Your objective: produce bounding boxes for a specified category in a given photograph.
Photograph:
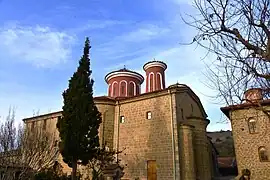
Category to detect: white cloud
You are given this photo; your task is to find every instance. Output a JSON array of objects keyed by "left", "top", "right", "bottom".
[
  {"left": 0, "top": 0, "right": 231, "bottom": 132},
  {"left": 172, "top": 0, "right": 193, "bottom": 5},
  {"left": 0, "top": 24, "right": 76, "bottom": 68},
  {"left": 119, "top": 24, "right": 170, "bottom": 43},
  {"left": 94, "top": 22, "right": 173, "bottom": 64},
  {"left": 73, "top": 20, "right": 132, "bottom": 33}
]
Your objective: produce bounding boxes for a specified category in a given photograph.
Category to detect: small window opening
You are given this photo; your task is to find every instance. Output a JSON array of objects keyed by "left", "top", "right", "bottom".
[
  {"left": 121, "top": 85, "right": 125, "bottom": 95},
  {"left": 248, "top": 118, "right": 256, "bottom": 133},
  {"left": 113, "top": 87, "right": 117, "bottom": 96},
  {"left": 120, "top": 116, "right": 125, "bottom": 123},
  {"left": 146, "top": 111, "right": 152, "bottom": 120},
  {"left": 259, "top": 146, "right": 269, "bottom": 162}
]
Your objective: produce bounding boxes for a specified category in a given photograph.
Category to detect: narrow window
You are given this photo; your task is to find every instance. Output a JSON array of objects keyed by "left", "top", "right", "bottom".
[
  {"left": 121, "top": 85, "right": 125, "bottom": 95},
  {"left": 258, "top": 146, "right": 269, "bottom": 162},
  {"left": 113, "top": 87, "right": 117, "bottom": 96},
  {"left": 120, "top": 116, "right": 125, "bottom": 123},
  {"left": 129, "top": 83, "right": 135, "bottom": 96},
  {"left": 43, "top": 119, "right": 47, "bottom": 130},
  {"left": 248, "top": 118, "right": 256, "bottom": 133},
  {"left": 146, "top": 111, "right": 152, "bottom": 120}
]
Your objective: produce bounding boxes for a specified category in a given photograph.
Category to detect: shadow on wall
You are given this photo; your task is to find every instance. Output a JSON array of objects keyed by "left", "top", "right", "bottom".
[
  {"left": 119, "top": 96, "right": 172, "bottom": 180},
  {"left": 145, "top": 96, "right": 172, "bottom": 180},
  {"left": 116, "top": 103, "right": 148, "bottom": 179}
]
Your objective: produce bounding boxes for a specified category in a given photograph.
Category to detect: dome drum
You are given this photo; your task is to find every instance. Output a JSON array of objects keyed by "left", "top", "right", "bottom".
[
  {"left": 105, "top": 69, "right": 144, "bottom": 98},
  {"left": 143, "top": 61, "right": 167, "bottom": 93}
]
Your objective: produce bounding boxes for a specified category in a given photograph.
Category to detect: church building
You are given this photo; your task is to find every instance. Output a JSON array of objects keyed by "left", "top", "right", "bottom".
[
  {"left": 221, "top": 88, "right": 270, "bottom": 180},
  {"left": 23, "top": 60, "right": 219, "bottom": 180}
]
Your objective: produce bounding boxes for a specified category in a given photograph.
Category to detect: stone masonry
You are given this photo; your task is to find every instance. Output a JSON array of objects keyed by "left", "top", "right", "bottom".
[
  {"left": 22, "top": 60, "right": 218, "bottom": 180},
  {"left": 23, "top": 84, "right": 216, "bottom": 180},
  {"left": 221, "top": 89, "right": 270, "bottom": 180}
]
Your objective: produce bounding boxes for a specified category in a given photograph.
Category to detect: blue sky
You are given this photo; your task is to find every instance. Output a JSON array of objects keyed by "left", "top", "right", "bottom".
[{"left": 0, "top": 0, "right": 231, "bottom": 131}]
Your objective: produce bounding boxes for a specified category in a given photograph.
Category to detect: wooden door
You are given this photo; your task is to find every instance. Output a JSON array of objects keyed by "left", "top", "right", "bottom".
[{"left": 147, "top": 160, "right": 157, "bottom": 180}]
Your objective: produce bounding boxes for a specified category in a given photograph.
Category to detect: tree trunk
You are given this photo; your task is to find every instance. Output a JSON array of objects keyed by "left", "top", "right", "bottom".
[{"left": 72, "top": 159, "right": 78, "bottom": 180}]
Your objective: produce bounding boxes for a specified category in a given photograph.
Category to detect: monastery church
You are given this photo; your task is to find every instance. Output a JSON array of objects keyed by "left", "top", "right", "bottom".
[{"left": 23, "top": 60, "right": 219, "bottom": 180}]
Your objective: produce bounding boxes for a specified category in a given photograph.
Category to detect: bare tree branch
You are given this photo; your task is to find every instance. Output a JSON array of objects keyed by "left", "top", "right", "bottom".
[
  {"left": 183, "top": 0, "right": 270, "bottom": 107},
  {"left": 0, "top": 109, "right": 59, "bottom": 180}
]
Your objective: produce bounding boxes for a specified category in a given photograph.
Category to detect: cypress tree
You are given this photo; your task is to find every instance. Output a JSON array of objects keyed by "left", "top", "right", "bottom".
[{"left": 57, "top": 37, "right": 102, "bottom": 180}]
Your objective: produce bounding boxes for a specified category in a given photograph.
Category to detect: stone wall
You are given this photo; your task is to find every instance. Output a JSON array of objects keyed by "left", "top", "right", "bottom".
[
  {"left": 178, "top": 124, "right": 196, "bottom": 180},
  {"left": 24, "top": 112, "right": 72, "bottom": 175},
  {"left": 21, "top": 86, "right": 216, "bottom": 180},
  {"left": 114, "top": 92, "right": 174, "bottom": 180},
  {"left": 174, "top": 92, "right": 212, "bottom": 180},
  {"left": 230, "top": 108, "right": 270, "bottom": 180},
  {"left": 96, "top": 100, "right": 116, "bottom": 150}
]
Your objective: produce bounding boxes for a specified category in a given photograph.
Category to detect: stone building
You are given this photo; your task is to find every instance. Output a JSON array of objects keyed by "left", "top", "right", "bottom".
[
  {"left": 221, "top": 88, "right": 270, "bottom": 180},
  {"left": 22, "top": 61, "right": 219, "bottom": 180}
]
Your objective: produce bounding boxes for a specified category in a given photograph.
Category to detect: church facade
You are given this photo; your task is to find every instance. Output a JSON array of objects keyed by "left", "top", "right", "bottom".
[{"left": 23, "top": 61, "right": 219, "bottom": 180}]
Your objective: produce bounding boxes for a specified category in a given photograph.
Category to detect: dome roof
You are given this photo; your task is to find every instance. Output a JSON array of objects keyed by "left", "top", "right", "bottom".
[
  {"left": 143, "top": 60, "right": 167, "bottom": 71},
  {"left": 168, "top": 83, "right": 188, "bottom": 89},
  {"left": 105, "top": 68, "right": 144, "bottom": 84}
]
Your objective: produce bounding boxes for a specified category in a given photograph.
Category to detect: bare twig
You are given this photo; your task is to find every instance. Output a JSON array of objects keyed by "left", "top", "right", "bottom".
[{"left": 183, "top": 0, "right": 270, "bottom": 107}]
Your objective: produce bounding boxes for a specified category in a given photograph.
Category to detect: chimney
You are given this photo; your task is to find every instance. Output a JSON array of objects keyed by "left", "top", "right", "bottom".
[{"left": 244, "top": 88, "right": 263, "bottom": 103}]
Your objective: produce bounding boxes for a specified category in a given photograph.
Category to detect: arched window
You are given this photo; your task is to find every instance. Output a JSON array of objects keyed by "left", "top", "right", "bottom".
[
  {"left": 258, "top": 146, "right": 269, "bottom": 162},
  {"left": 121, "top": 84, "right": 125, "bottom": 95},
  {"left": 248, "top": 118, "right": 256, "bottom": 134},
  {"left": 149, "top": 73, "right": 154, "bottom": 91},
  {"left": 112, "top": 82, "right": 118, "bottom": 97},
  {"left": 156, "top": 72, "right": 163, "bottom": 90},
  {"left": 113, "top": 86, "right": 116, "bottom": 96},
  {"left": 119, "top": 81, "right": 127, "bottom": 96},
  {"left": 128, "top": 82, "right": 135, "bottom": 96}
]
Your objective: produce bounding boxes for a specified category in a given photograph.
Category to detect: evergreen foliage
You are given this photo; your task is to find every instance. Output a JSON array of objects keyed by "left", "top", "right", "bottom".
[{"left": 57, "top": 37, "right": 102, "bottom": 179}]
